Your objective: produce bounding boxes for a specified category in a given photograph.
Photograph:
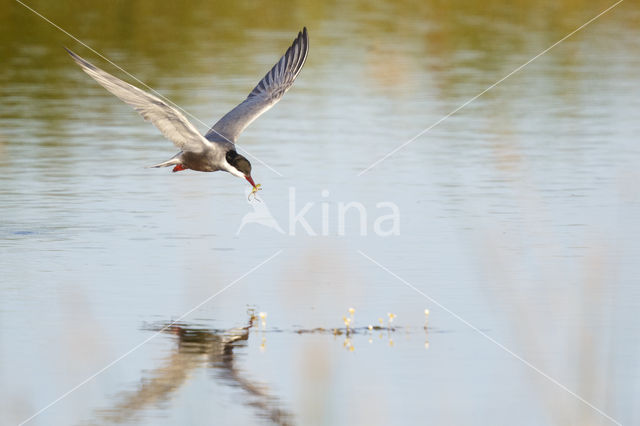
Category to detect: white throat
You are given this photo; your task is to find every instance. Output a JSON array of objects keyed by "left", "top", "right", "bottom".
[{"left": 223, "top": 159, "right": 246, "bottom": 178}]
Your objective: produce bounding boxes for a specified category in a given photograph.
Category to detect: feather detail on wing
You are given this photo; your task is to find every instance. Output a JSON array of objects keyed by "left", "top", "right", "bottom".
[
  {"left": 66, "top": 48, "right": 211, "bottom": 153},
  {"left": 205, "top": 27, "right": 309, "bottom": 144}
]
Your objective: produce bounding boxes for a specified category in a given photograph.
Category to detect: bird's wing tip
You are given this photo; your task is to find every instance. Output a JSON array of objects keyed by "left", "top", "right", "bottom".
[
  {"left": 64, "top": 46, "right": 82, "bottom": 62},
  {"left": 64, "top": 48, "right": 98, "bottom": 71}
]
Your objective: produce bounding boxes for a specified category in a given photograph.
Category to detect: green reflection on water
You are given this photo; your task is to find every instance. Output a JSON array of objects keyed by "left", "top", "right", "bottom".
[{"left": 2, "top": 0, "right": 638, "bottom": 102}]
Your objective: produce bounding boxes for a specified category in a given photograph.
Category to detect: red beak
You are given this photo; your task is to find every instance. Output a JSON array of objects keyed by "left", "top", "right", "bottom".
[{"left": 245, "top": 175, "right": 257, "bottom": 188}]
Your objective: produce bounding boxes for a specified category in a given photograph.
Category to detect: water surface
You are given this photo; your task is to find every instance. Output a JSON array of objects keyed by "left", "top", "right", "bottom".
[{"left": 1, "top": 1, "right": 639, "bottom": 425}]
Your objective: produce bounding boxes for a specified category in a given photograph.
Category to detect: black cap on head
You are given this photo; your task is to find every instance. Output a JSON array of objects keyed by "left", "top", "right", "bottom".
[{"left": 226, "top": 150, "right": 252, "bottom": 176}]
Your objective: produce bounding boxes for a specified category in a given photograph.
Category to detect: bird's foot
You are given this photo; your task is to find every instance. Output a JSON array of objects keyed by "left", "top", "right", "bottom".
[{"left": 172, "top": 164, "right": 186, "bottom": 172}]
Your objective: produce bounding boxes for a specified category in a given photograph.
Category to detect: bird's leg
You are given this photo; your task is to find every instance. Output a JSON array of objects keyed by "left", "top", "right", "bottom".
[{"left": 172, "top": 164, "right": 186, "bottom": 172}]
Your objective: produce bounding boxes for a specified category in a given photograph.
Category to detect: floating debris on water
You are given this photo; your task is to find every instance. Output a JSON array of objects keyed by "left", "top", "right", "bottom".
[
  {"left": 342, "top": 316, "right": 352, "bottom": 333},
  {"left": 241, "top": 308, "right": 432, "bottom": 352},
  {"left": 343, "top": 337, "right": 354, "bottom": 352},
  {"left": 259, "top": 312, "right": 267, "bottom": 329}
]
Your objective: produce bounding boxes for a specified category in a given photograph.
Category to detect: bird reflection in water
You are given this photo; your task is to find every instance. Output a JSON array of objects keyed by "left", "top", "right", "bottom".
[{"left": 92, "top": 315, "right": 293, "bottom": 426}]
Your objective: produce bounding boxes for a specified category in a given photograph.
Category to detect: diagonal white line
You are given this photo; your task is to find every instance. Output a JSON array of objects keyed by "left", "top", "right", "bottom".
[
  {"left": 358, "top": 0, "right": 625, "bottom": 176},
  {"left": 14, "top": 0, "right": 284, "bottom": 177},
  {"left": 18, "top": 250, "right": 283, "bottom": 426},
  {"left": 358, "top": 250, "right": 622, "bottom": 426}
]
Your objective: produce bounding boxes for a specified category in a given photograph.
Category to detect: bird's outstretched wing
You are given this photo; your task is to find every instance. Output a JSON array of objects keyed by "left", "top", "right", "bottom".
[
  {"left": 66, "top": 48, "right": 211, "bottom": 153},
  {"left": 205, "top": 27, "right": 309, "bottom": 144}
]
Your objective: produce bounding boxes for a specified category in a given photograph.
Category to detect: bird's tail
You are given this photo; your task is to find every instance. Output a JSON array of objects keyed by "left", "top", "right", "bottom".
[{"left": 147, "top": 153, "right": 181, "bottom": 169}]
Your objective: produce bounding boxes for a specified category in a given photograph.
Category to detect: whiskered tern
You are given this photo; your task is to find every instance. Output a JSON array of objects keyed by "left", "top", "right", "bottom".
[{"left": 66, "top": 28, "right": 309, "bottom": 194}]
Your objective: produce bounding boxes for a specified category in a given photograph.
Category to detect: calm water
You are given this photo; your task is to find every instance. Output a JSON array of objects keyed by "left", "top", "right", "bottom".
[{"left": 1, "top": 0, "right": 640, "bottom": 425}]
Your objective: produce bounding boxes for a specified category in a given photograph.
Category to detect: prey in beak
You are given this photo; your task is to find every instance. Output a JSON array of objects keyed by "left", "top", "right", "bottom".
[
  {"left": 225, "top": 150, "right": 262, "bottom": 200},
  {"left": 245, "top": 175, "right": 262, "bottom": 201}
]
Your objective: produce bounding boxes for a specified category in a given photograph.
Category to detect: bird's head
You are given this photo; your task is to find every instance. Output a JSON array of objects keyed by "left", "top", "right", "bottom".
[{"left": 226, "top": 150, "right": 256, "bottom": 188}]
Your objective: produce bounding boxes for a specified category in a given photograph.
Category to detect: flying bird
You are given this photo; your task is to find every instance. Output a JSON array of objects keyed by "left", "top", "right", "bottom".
[{"left": 66, "top": 28, "right": 309, "bottom": 194}]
